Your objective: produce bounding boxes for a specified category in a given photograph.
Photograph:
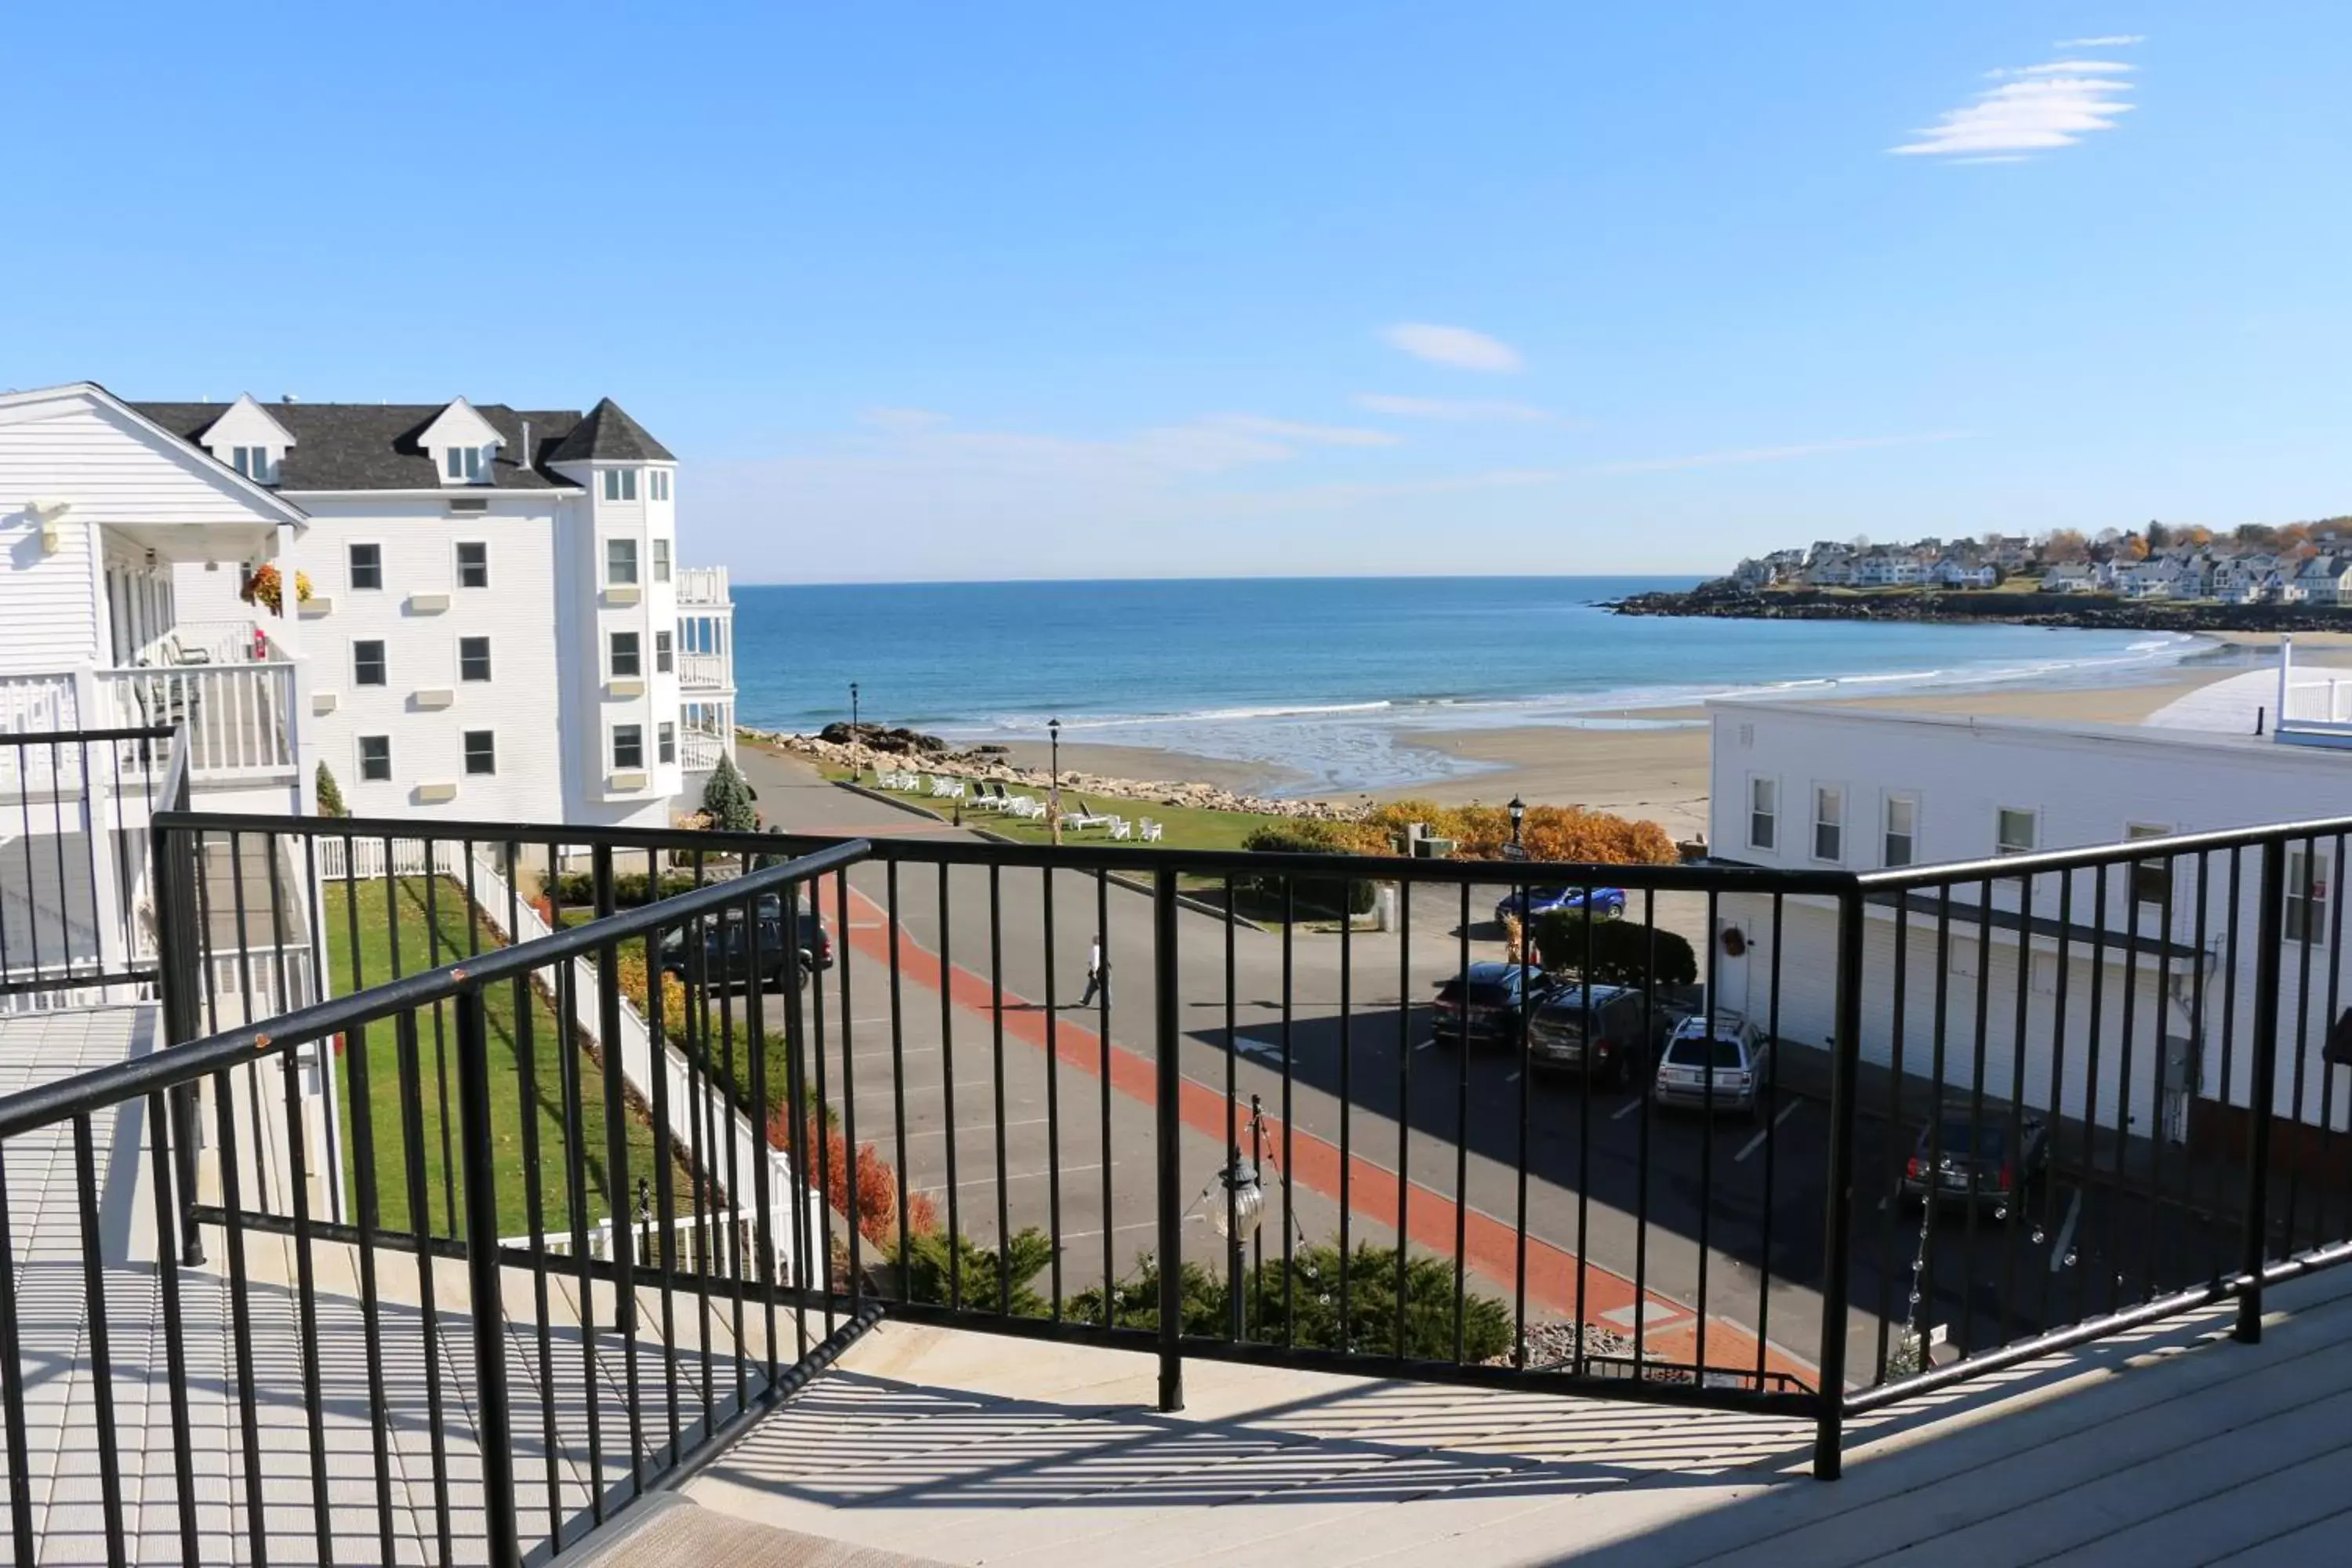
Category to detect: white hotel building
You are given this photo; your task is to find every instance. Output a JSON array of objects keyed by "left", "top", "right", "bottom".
[{"left": 1, "top": 381, "right": 735, "bottom": 824}]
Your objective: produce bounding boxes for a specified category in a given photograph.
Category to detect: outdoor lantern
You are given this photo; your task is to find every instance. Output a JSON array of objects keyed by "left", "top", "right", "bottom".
[
  {"left": 1210, "top": 1159, "right": 1265, "bottom": 1241},
  {"left": 1508, "top": 795, "right": 1526, "bottom": 838}
]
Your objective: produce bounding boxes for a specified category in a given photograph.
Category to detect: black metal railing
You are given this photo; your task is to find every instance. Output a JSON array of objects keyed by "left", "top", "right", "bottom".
[
  {"left": 0, "top": 724, "right": 176, "bottom": 1009},
  {"left": 5, "top": 801, "right": 2352, "bottom": 1559}
]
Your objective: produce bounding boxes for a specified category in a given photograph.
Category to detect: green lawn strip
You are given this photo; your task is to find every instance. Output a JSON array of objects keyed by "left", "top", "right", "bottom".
[
  {"left": 826, "top": 766, "right": 1294, "bottom": 851},
  {"left": 325, "top": 877, "right": 663, "bottom": 1240}
]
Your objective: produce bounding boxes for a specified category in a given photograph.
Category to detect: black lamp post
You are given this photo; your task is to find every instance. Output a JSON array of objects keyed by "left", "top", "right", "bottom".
[
  {"left": 1047, "top": 717, "right": 1063, "bottom": 845},
  {"left": 849, "top": 681, "right": 862, "bottom": 781},
  {"left": 1508, "top": 795, "right": 1526, "bottom": 848}
]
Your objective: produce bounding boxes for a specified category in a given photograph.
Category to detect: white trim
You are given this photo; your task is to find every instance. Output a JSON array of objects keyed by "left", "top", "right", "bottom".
[
  {"left": 345, "top": 539, "right": 386, "bottom": 593},
  {"left": 1810, "top": 781, "right": 1844, "bottom": 865},
  {"left": 0, "top": 383, "right": 310, "bottom": 526}
]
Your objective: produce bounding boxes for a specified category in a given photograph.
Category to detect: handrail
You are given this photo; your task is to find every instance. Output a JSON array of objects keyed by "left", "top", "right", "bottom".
[
  {"left": 150, "top": 807, "right": 1857, "bottom": 892},
  {"left": 1856, "top": 810, "right": 2352, "bottom": 891},
  {"left": 0, "top": 836, "right": 872, "bottom": 1142}
]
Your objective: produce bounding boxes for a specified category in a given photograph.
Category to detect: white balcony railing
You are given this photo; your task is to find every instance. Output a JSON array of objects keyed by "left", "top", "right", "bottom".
[
  {"left": 0, "top": 673, "right": 80, "bottom": 735},
  {"left": 676, "top": 564, "right": 730, "bottom": 607},
  {"left": 677, "top": 650, "right": 731, "bottom": 690},
  {"left": 96, "top": 662, "right": 296, "bottom": 781},
  {"left": 680, "top": 728, "right": 730, "bottom": 772}
]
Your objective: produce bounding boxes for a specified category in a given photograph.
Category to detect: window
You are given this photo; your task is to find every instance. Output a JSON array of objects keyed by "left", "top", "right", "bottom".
[
  {"left": 230, "top": 445, "right": 270, "bottom": 481},
  {"left": 655, "top": 630, "right": 673, "bottom": 673},
  {"left": 459, "top": 636, "right": 492, "bottom": 682},
  {"left": 456, "top": 542, "right": 489, "bottom": 589},
  {"left": 605, "top": 538, "right": 638, "bottom": 586},
  {"left": 1813, "top": 785, "right": 1843, "bottom": 863},
  {"left": 652, "top": 539, "right": 672, "bottom": 583},
  {"left": 445, "top": 445, "right": 488, "bottom": 482},
  {"left": 2128, "top": 823, "right": 2172, "bottom": 908},
  {"left": 463, "top": 730, "right": 496, "bottom": 776},
  {"left": 650, "top": 470, "right": 671, "bottom": 502},
  {"left": 358, "top": 735, "right": 391, "bottom": 782},
  {"left": 1997, "top": 808, "right": 2038, "bottom": 856},
  {"left": 601, "top": 468, "right": 639, "bottom": 502},
  {"left": 1748, "top": 777, "right": 1777, "bottom": 851},
  {"left": 2288, "top": 844, "right": 2332, "bottom": 945},
  {"left": 349, "top": 543, "right": 383, "bottom": 591},
  {"left": 352, "top": 640, "right": 387, "bottom": 687},
  {"left": 1884, "top": 794, "right": 1917, "bottom": 869},
  {"left": 609, "top": 631, "right": 641, "bottom": 678},
  {"left": 612, "top": 724, "right": 644, "bottom": 771},
  {"left": 658, "top": 722, "right": 676, "bottom": 765}
]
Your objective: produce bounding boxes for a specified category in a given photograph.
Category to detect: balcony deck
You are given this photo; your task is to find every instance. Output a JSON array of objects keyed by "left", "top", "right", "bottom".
[{"left": 681, "top": 1267, "right": 2352, "bottom": 1566}]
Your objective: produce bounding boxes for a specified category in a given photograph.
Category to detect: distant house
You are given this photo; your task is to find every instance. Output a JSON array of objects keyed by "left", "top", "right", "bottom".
[
  {"left": 2042, "top": 564, "right": 2100, "bottom": 593},
  {"left": 2296, "top": 557, "right": 2352, "bottom": 605},
  {"left": 1986, "top": 535, "right": 2034, "bottom": 570},
  {"left": 1853, "top": 550, "right": 1924, "bottom": 587},
  {"left": 1806, "top": 554, "right": 1856, "bottom": 587},
  {"left": 1929, "top": 559, "right": 1997, "bottom": 590}
]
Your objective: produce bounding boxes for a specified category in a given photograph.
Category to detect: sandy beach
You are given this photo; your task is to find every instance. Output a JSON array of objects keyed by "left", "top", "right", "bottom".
[{"left": 1002, "top": 644, "right": 2352, "bottom": 846}]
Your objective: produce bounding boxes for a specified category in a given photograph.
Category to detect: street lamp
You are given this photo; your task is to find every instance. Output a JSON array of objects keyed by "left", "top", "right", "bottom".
[
  {"left": 849, "top": 681, "right": 862, "bottom": 781},
  {"left": 1047, "top": 717, "right": 1063, "bottom": 845},
  {"left": 1508, "top": 795, "right": 1526, "bottom": 851}
]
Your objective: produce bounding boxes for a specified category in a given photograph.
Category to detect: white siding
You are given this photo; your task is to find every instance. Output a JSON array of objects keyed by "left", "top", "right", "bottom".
[{"left": 0, "top": 514, "right": 100, "bottom": 674}]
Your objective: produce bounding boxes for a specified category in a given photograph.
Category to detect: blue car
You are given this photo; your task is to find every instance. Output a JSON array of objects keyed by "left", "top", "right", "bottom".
[{"left": 1494, "top": 884, "right": 1627, "bottom": 927}]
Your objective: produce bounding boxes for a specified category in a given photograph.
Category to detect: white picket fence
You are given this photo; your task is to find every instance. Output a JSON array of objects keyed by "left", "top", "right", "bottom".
[{"left": 499, "top": 1201, "right": 800, "bottom": 1281}]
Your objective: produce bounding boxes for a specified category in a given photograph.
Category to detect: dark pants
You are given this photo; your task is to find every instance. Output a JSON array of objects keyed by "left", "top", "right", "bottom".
[{"left": 1078, "top": 969, "right": 1109, "bottom": 1007}]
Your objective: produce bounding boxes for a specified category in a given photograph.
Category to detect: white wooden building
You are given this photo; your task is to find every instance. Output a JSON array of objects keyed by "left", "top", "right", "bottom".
[{"left": 1707, "top": 685, "right": 2352, "bottom": 1159}]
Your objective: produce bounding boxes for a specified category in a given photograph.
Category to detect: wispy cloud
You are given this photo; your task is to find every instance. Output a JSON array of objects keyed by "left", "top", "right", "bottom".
[
  {"left": 1352, "top": 393, "right": 1555, "bottom": 423},
  {"left": 1893, "top": 47, "right": 2139, "bottom": 161},
  {"left": 1381, "top": 322, "right": 1523, "bottom": 372},
  {"left": 1585, "top": 432, "right": 1974, "bottom": 475},
  {"left": 2056, "top": 34, "right": 2145, "bottom": 47}
]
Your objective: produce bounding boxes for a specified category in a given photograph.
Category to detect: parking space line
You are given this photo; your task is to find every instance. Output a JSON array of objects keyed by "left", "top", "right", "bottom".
[
  {"left": 1612, "top": 1098, "right": 1643, "bottom": 1121},
  {"left": 2050, "top": 1187, "right": 2082, "bottom": 1273},
  {"left": 901, "top": 1117, "right": 1052, "bottom": 1141},
  {"left": 913, "top": 1162, "right": 1104, "bottom": 1196},
  {"left": 1735, "top": 1101, "right": 1802, "bottom": 1162}
]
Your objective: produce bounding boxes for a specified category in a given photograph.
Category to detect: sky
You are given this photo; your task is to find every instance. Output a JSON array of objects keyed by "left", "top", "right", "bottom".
[{"left": 5, "top": 3, "right": 2347, "bottom": 582}]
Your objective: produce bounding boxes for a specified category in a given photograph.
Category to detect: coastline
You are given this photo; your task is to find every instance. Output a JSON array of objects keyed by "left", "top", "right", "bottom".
[{"left": 972, "top": 652, "right": 2352, "bottom": 848}]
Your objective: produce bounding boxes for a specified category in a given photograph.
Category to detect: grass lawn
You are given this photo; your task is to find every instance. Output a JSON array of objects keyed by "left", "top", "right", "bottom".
[
  {"left": 325, "top": 877, "right": 663, "bottom": 1241},
  {"left": 827, "top": 768, "right": 1294, "bottom": 852}
]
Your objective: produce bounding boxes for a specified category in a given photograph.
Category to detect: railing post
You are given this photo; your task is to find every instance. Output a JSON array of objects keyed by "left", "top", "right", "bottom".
[
  {"left": 1813, "top": 880, "right": 1866, "bottom": 1479},
  {"left": 151, "top": 812, "right": 205, "bottom": 1265},
  {"left": 1152, "top": 866, "right": 1185, "bottom": 1413},
  {"left": 456, "top": 987, "right": 524, "bottom": 1568},
  {"left": 2238, "top": 840, "right": 2288, "bottom": 1344}
]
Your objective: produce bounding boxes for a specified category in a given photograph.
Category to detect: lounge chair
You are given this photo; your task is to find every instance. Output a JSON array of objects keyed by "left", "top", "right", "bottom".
[
  {"left": 1107, "top": 816, "right": 1132, "bottom": 840},
  {"left": 1139, "top": 818, "right": 1164, "bottom": 843},
  {"left": 1062, "top": 797, "right": 1113, "bottom": 831}
]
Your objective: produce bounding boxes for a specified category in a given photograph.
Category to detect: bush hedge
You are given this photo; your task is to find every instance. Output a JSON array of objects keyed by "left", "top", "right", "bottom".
[
  {"left": 550, "top": 869, "right": 709, "bottom": 908},
  {"left": 1237, "top": 824, "right": 1378, "bottom": 916},
  {"left": 1530, "top": 912, "right": 1698, "bottom": 988},
  {"left": 1362, "top": 800, "right": 1676, "bottom": 865}
]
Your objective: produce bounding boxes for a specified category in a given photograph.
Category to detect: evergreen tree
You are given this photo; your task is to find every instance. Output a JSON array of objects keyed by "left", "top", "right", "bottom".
[
  {"left": 701, "top": 753, "right": 759, "bottom": 831},
  {"left": 314, "top": 761, "right": 348, "bottom": 818}
]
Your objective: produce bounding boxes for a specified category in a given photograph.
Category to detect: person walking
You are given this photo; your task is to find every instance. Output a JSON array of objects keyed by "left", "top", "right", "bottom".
[{"left": 1076, "top": 933, "right": 1110, "bottom": 1007}]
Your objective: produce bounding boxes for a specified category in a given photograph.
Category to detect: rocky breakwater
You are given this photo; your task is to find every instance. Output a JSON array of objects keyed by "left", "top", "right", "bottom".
[
  {"left": 1611, "top": 580, "right": 2352, "bottom": 633},
  {"left": 742, "top": 726, "right": 1366, "bottom": 823}
]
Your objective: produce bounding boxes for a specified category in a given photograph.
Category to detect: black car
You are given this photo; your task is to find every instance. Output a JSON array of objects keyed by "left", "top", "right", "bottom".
[
  {"left": 1431, "top": 961, "right": 1555, "bottom": 1047},
  {"left": 1899, "top": 1102, "right": 2051, "bottom": 1214},
  {"left": 659, "top": 897, "right": 833, "bottom": 989},
  {"left": 1524, "top": 982, "right": 1668, "bottom": 1086}
]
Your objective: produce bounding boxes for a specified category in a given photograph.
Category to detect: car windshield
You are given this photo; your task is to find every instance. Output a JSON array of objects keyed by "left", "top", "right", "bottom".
[
  {"left": 1438, "top": 980, "right": 1512, "bottom": 1007},
  {"left": 1664, "top": 1036, "right": 1747, "bottom": 1069},
  {"left": 1922, "top": 1119, "right": 2009, "bottom": 1157}
]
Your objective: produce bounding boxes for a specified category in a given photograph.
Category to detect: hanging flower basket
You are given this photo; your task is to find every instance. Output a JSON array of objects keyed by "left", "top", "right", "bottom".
[{"left": 239, "top": 565, "right": 314, "bottom": 615}]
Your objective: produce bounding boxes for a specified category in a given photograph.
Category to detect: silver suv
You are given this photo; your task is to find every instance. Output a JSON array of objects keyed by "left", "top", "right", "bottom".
[{"left": 1650, "top": 1013, "right": 1773, "bottom": 1116}]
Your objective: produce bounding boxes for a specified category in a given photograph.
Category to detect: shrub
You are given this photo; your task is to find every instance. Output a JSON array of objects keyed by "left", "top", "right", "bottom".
[
  {"left": 1069, "top": 1243, "right": 1512, "bottom": 1360},
  {"left": 1530, "top": 913, "right": 1698, "bottom": 989},
  {"left": 903, "top": 1226, "right": 1056, "bottom": 1316},
  {"left": 774, "top": 1111, "right": 939, "bottom": 1250},
  {"left": 550, "top": 870, "right": 706, "bottom": 908},
  {"left": 314, "top": 761, "right": 348, "bottom": 818},
  {"left": 701, "top": 753, "right": 760, "bottom": 833},
  {"left": 1238, "top": 823, "right": 1379, "bottom": 917},
  {"left": 1360, "top": 800, "right": 1675, "bottom": 866}
]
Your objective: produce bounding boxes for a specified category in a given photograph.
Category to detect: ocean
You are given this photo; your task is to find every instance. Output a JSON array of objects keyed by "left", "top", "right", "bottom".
[{"left": 731, "top": 577, "right": 2206, "bottom": 795}]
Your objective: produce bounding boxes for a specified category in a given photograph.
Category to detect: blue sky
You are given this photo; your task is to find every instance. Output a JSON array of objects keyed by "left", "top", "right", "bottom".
[{"left": 6, "top": 3, "right": 2346, "bottom": 581}]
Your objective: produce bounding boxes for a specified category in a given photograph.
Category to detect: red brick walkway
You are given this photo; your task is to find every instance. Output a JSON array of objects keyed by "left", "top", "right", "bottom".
[{"left": 832, "top": 884, "right": 1816, "bottom": 1385}]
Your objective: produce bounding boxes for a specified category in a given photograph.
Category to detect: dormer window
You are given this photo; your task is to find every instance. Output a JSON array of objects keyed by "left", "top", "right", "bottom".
[
  {"left": 444, "top": 445, "right": 495, "bottom": 484},
  {"left": 230, "top": 446, "right": 274, "bottom": 483}
]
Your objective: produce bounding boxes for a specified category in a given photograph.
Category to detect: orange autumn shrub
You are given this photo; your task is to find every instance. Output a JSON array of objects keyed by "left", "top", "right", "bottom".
[
  {"left": 1359, "top": 800, "right": 1673, "bottom": 865},
  {"left": 767, "top": 1105, "right": 938, "bottom": 1249}
]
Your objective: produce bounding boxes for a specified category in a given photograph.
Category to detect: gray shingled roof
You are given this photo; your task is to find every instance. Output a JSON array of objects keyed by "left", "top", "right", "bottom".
[
  {"left": 129, "top": 399, "right": 663, "bottom": 492},
  {"left": 544, "top": 397, "right": 676, "bottom": 464}
]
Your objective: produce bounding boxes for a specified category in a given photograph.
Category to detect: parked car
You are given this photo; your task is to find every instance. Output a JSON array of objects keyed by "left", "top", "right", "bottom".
[
  {"left": 1493, "top": 884, "right": 1628, "bottom": 928},
  {"left": 659, "top": 896, "right": 832, "bottom": 989},
  {"left": 1650, "top": 1012, "right": 1773, "bottom": 1116},
  {"left": 1525, "top": 982, "right": 1671, "bottom": 1086},
  {"left": 1899, "top": 1102, "right": 2051, "bottom": 1214},
  {"left": 1431, "top": 961, "right": 1556, "bottom": 1047}
]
